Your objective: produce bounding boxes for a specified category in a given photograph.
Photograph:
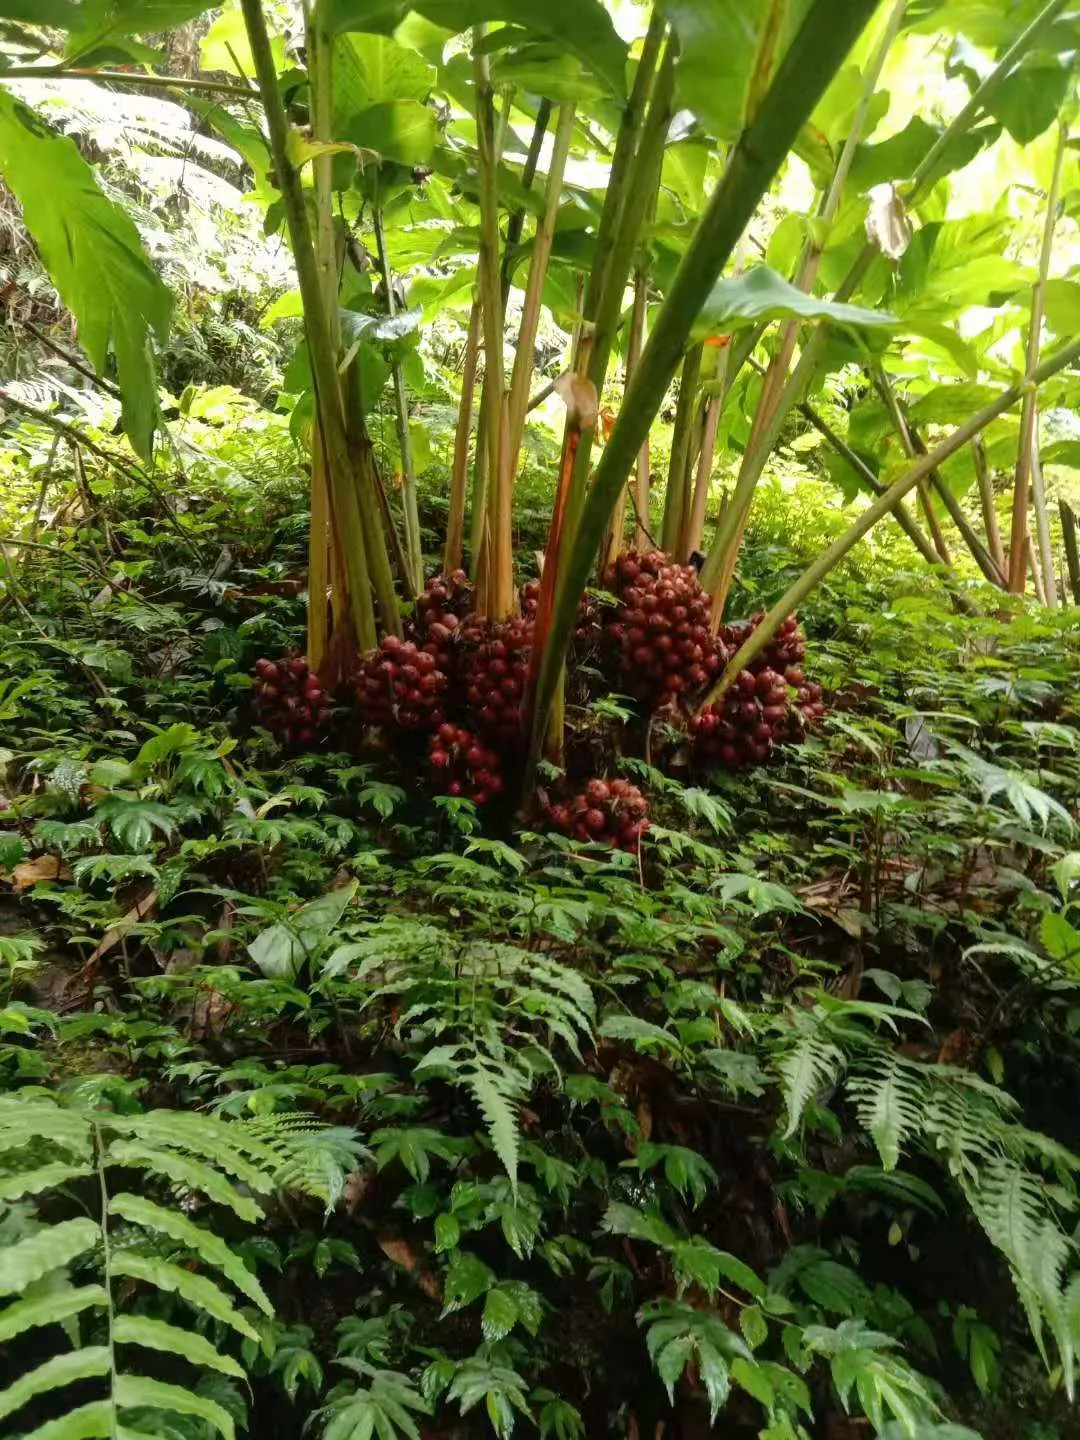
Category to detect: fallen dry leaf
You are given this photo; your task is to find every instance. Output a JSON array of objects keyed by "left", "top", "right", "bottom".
[
  {"left": 6, "top": 854, "right": 71, "bottom": 892},
  {"left": 87, "top": 888, "right": 159, "bottom": 963}
]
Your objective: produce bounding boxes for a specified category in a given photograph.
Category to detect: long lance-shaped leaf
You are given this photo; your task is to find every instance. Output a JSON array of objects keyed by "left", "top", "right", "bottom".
[
  {"left": 701, "top": 336, "right": 1080, "bottom": 707},
  {"left": 527, "top": 0, "right": 881, "bottom": 770},
  {"left": 1009, "top": 120, "right": 1067, "bottom": 593},
  {"left": 240, "top": 0, "right": 395, "bottom": 648}
]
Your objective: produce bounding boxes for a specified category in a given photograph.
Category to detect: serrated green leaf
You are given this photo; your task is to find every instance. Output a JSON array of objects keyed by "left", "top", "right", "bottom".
[
  {"left": 107, "top": 1193, "right": 271, "bottom": 1314},
  {"left": 0, "top": 1346, "right": 111, "bottom": 1423},
  {"left": 105, "top": 1139, "right": 261, "bottom": 1221},
  {"left": 441, "top": 1250, "right": 494, "bottom": 1314},
  {"left": 111, "top": 1253, "right": 257, "bottom": 1342},
  {"left": 113, "top": 1313, "right": 245, "bottom": 1378},
  {"left": 0, "top": 1284, "right": 108, "bottom": 1343},
  {"left": 114, "top": 1373, "right": 236, "bottom": 1440},
  {"left": 434, "top": 1212, "right": 460, "bottom": 1253},
  {"left": 0, "top": 1217, "right": 100, "bottom": 1295},
  {"left": 740, "top": 1305, "right": 769, "bottom": 1351},
  {"left": 482, "top": 1285, "right": 519, "bottom": 1342}
]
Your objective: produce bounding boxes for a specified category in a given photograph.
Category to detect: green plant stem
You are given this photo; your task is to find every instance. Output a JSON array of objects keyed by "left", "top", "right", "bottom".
[
  {"left": 506, "top": 101, "right": 575, "bottom": 477},
  {"left": 473, "top": 28, "right": 511, "bottom": 619},
  {"left": 872, "top": 366, "right": 1005, "bottom": 585},
  {"left": 1060, "top": 499, "right": 1080, "bottom": 604},
  {"left": 702, "top": 335, "right": 1080, "bottom": 706},
  {"left": 1009, "top": 120, "right": 1067, "bottom": 592},
  {"left": 1, "top": 65, "right": 256, "bottom": 97},
  {"left": 629, "top": 269, "right": 652, "bottom": 553},
  {"left": 972, "top": 434, "right": 1005, "bottom": 573},
  {"left": 1030, "top": 415, "right": 1058, "bottom": 606},
  {"left": 445, "top": 301, "right": 481, "bottom": 574},
  {"left": 93, "top": 1121, "right": 119, "bottom": 1435},
  {"left": 661, "top": 343, "right": 702, "bottom": 555},
  {"left": 795, "top": 396, "right": 940, "bottom": 566},
  {"left": 373, "top": 198, "right": 423, "bottom": 597},
  {"left": 528, "top": 0, "right": 881, "bottom": 773},
  {"left": 240, "top": 0, "right": 386, "bottom": 649},
  {"left": 500, "top": 98, "right": 552, "bottom": 300}
]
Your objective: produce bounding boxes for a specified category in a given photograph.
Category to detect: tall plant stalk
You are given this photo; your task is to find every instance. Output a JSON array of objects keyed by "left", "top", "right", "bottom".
[
  {"left": 972, "top": 435, "right": 1005, "bottom": 574},
  {"left": 660, "top": 344, "right": 703, "bottom": 555},
  {"left": 373, "top": 197, "right": 422, "bottom": 597},
  {"left": 703, "top": 335, "right": 1080, "bottom": 704},
  {"left": 241, "top": 0, "right": 385, "bottom": 650},
  {"left": 505, "top": 101, "right": 575, "bottom": 475},
  {"left": 445, "top": 302, "right": 481, "bottom": 574},
  {"left": 527, "top": 0, "right": 882, "bottom": 775},
  {"left": 700, "top": 0, "right": 904, "bottom": 615},
  {"left": 473, "top": 30, "right": 511, "bottom": 619},
  {"left": 1060, "top": 500, "right": 1080, "bottom": 604},
  {"left": 629, "top": 269, "right": 652, "bottom": 552},
  {"left": 1030, "top": 416, "right": 1058, "bottom": 606},
  {"left": 1008, "top": 121, "right": 1067, "bottom": 592}
]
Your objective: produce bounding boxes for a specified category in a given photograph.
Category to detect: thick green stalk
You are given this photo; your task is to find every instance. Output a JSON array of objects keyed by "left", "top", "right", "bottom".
[
  {"left": 527, "top": 0, "right": 881, "bottom": 770},
  {"left": 373, "top": 197, "right": 423, "bottom": 597},
  {"left": 1009, "top": 121, "right": 1067, "bottom": 592},
  {"left": 699, "top": 0, "right": 904, "bottom": 611},
  {"left": 445, "top": 301, "right": 481, "bottom": 574},
  {"left": 1060, "top": 500, "right": 1080, "bottom": 604},
  {"left": 473, "top": 28, "right": 511, "bottom": 618},
  {"left": 797, "top": 395, "right": 941, "bottom": 566},
  {"left": 500, "top": 99, "right": 552, "bottom": 300},
  {"left": 241, "top": 0, "right": 381, "bottom": 650},
  {"left": 629, "top": 269, "right": 652, "bottom": 553},
  {"left": 972, "top": 435, "right": 1005, "bottom": 574},
  {"left": 661, "top": 343, "right": 703, "bottom": 554},
  {"left": 1030, "top": 415, "right": 1058, "bottom": 606},
  {"left": 703, "top": 335, "right": 1080, "bottom": 705},
  {"left": 872, "top": 366, "right": 1004, "bottom": 585},
  {"left": 505, "top": 102, "right": 576, "bottom": 475}
]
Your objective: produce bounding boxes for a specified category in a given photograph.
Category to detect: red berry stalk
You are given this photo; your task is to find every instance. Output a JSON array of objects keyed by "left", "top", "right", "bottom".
[
  {"left": 427, "top": 724, "right": 504, "bottom": 805},
  {"left": 252, "top": 655, "right": 331, "bottom": 749},
  {"left": 601, "top": 550, "right": 721, "bottom": 710},
  {"left": 356, "top": 635, "right": 448, "bottom": 733},
  {"left": 544, "top": 777, "right": 649, "bottom": 852}
]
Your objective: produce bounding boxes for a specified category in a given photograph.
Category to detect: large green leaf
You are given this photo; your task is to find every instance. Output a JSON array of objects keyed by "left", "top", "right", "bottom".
[
  {"left": 1044, "top": 278, "right": 1080, "bottom": 336},
  {"left": 0, "top": 91, "right": 171, "bottom": 459},
  {"left": 247, "top": 880, "right": 358, "bottom": 979},
  {"left": 0, "top": 0, "right": 79, "bottom": 21},
  {"left": 695, "top": 266, "right": 898, "bottom": 336},
  {"left": 662, "top": 0, "right": 816, "bottom": 141},
  {"left": 336, "top": 0, "right": 628, "bottom": 96},
  {"left": 64, "top": 0, "right": 215, "bottom": 56}
]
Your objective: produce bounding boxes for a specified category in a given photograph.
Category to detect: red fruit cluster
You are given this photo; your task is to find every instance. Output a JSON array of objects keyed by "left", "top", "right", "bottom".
[
  {"left": 410, "top": 571, "right": 471, "bottom": 672},
  {"left": 252, "top": 655, "right": 330, "bottom": 748},
  {"left": 717, "top": 612, "right": 825, "bottom": 735},
  {"left": 427, "top": 724, "right": 504, "bottom": 805},
  {"left": 601, "top": 550, "right": 721, "bottom": 709},
  {"left": 458, "top": 615, "right": 534, "bottom": 745},
  {"left": 688, "top": 666, "right": 792, "bottom": 769},
  {"left": 544, "top": 777, "right": 649, "bottom": 852},
  {"left": 355, "top": 635, "right": 447, "bottom": 732}
]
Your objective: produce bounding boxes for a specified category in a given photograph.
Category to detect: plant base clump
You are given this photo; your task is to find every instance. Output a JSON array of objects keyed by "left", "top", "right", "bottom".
[
  {"left": 252, "top": 655, "right": 331, "bottom": 748},
  {"left": 600, "top": 550, "right": 722, "bottom": 709},
  {"left": 542, "top": 776, "right": 649, "bottom": 851}
]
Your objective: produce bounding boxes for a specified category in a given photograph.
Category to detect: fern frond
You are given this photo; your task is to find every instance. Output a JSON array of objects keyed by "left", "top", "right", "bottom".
[
  {"left": 113, "top": 1372, "right": 237, "bottom": 1440},
  {"left": 0, "top": 1346, "right": 111, "bottom": 1426},
  {"left": 0, "top": 1218, "right": 99, "bottom": 1295},
  {"left": 18, "top": 1399, "right": 114, "bottom": 1440},
  {"left": 113, "top": 1313, "right": 246, "bottom": 1378},
  {"left": 105, "top": 1139, "right": 262, "bottom": 1220},
  {"left": 0, "top": 1159, "right": 94, "bottom": 1201},
  {"left": 847, "top": 1053, "right": 927, "bottom": 1171},
  {"left": 110, "top": 1251, "right": 259, "bottom": 1341},
  {"left": 467, "top": 1064, "right": 523, "bottom": 1197},
  {"left": 107, "top": 1192, "right": 272, "bottom": 1314},
  {"left": 774, "top": 1023, "right": 844, "bottom": 1137}
]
